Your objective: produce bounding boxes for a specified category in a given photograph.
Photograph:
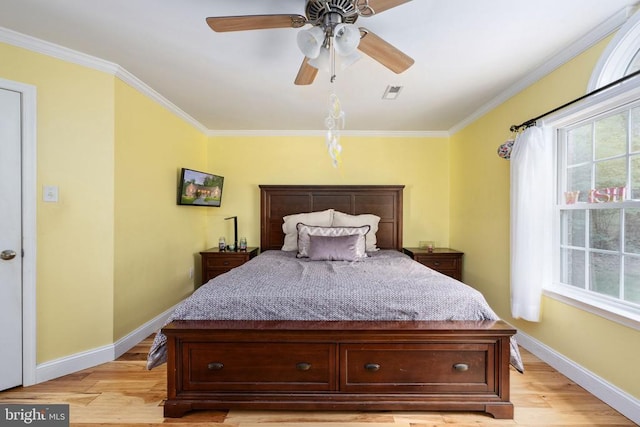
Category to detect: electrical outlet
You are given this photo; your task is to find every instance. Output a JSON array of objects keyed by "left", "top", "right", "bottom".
[
  {"left": 43, "top": 186, "right": 59, "bottom": 202},
  {"left": 189, "top": 267, "right": 194, "bottom": 279}
]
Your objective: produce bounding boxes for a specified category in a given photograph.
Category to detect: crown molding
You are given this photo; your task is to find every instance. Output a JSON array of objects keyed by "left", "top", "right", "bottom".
[
  {"left": 0, "top": 26, "right": 118, "bottom": 74},
  {"left": 448, "top": 6, "right": 633, "bottom": 135},
  {"left": 0, "top": 26, "right": 208, "bottom": 134},
  {"left": 113, "top": 67, "right": 208, "bottom": 134},
  {"left": 207, "top": 129, "right": 449, "bottom": 138}
]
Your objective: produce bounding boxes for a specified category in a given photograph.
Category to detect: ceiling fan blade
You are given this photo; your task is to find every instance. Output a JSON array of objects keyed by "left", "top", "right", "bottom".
[
  {"left": 364, "top": 0, "right": 412, "bottom": 15},
  {"left": 294, "top": 57, "right": 318, "bottom": 85},
  {"left": 206, "top": 15, "right": 307, "bottom": 32},
  {"left": 358, "top": 29, "right": 414, "bottom": 74}
]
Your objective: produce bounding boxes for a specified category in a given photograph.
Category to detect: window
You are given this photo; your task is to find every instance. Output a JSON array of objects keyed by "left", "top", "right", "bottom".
[
  {"left": 542, "top": 9, "right": 640, "bottom": 329},
  {"left": 548, "top": 85, "right": 640, "bottom": 328}
]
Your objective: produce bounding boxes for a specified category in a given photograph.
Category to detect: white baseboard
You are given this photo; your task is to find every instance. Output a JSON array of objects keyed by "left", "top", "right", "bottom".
[
  {"left": 35, "top": 305, "right": 176, "bottom": 384},
  {"left": 113, "top": 306, "right": 175, "bottom": 359},
  {"left": 515, "top": 330, "right": 640, "bottom": 425}
]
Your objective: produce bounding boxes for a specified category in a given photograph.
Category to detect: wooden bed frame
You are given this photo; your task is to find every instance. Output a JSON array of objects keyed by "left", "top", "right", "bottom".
[{"left": 162, "top": 185, "right": 515, "bottom": 419}]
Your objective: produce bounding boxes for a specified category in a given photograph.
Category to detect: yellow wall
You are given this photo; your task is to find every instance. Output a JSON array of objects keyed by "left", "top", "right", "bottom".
[
  {"left": 0, "top": 43, "right": 115, "bottom": 362},
  {"left": 450, "top": 37, "right": 640, "bottom": 398},
  {"left": 206, "top": 135, "right": 451, "bottom": 250},
  {"left": 0, "top": 42, "right": 207, "bottom": 362},
  {"left": 113, "top": 80, "right": 207, "bottom": 339}
]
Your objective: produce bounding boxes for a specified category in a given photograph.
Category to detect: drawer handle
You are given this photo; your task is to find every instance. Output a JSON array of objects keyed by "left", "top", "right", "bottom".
[
  {"left": 223, "top": 261, "right": 230, "bottom": 266},
  {"left": 434, "top": 261, "right": 441, "bottom": 266},
  {"left": 453, "top": 363, "right": 469, "bottom": 372},
  {"left": 364, "top": 363, "right": 380, "bottom": 372},
  {"left": 296, "top": 362, "right": 312, "bottom": 371},
  {"left": 207, "top": 362, "right": 224, "bottom": 371}
]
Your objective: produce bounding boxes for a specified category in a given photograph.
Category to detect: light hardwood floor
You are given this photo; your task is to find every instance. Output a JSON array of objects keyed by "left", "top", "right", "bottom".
[{"left": 0, "top": 335, "right": 635, "bottom": 426}]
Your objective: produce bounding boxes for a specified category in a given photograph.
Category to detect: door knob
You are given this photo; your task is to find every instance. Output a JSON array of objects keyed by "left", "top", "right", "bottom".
[{"left": 1, "top": 250, "right": 17, "bottom": 260}]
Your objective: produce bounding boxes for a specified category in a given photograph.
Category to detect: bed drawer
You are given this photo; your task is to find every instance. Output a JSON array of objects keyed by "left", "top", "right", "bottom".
[
  {"left": 181, "top": 342, "right": 336, "bottom": 392},
  {"left": 340, "top": 343, "right": 493, "bottom": 393}
]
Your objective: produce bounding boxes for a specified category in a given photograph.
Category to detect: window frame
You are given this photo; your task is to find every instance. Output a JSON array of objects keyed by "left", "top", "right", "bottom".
[
  {"left": 544, "top": 78, "right": 640, "bottom": 330},
  {"left": 588, "top": 7, "right": 640, "bottom": 91}
]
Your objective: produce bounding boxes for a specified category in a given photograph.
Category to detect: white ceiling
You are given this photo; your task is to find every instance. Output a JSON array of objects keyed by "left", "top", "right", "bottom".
[{"left": 0, "top": 0, "right": 637, "bottom": 134}]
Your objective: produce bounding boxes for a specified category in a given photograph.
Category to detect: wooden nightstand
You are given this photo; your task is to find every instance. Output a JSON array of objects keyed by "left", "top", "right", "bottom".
[
  {"left": 402, "top": 247, "right": 464, "bottom": 281},
  {"left": 200, "top": 247, "right": 259, "bottom": 285}
]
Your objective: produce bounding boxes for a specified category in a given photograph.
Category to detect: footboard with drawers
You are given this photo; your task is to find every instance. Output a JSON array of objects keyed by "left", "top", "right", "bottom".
[{"left": 162, "top": 319, "right": 515, "bottom": 419}]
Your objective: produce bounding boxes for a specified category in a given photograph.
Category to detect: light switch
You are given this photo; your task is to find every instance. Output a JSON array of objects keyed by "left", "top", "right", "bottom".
[{"left": 43, "top": 185, "right": 59, "bottom": 202}]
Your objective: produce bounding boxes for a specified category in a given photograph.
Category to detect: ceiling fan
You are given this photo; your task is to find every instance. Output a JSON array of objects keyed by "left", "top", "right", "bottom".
[{"left": 205, "top": 0, "right": 415, "bottom": 85}]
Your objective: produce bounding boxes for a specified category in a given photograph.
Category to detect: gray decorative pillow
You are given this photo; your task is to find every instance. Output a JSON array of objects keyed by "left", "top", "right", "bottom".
[
  {"left": 296, "top": 223, "right": 369, "bottom": 259},
  {"left": 308, "top": 234, "right": 361, "bottom": 261}
]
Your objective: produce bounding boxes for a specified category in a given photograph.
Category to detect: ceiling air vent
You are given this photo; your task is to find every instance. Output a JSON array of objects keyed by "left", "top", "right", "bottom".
[{"left": 382, "top": 85, "right": 403, "bottom": 100}]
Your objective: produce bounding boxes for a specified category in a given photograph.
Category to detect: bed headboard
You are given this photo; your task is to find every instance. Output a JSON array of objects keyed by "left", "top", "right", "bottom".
[{"left": 259, "top": 185, "right": 404, "bottom": 252}]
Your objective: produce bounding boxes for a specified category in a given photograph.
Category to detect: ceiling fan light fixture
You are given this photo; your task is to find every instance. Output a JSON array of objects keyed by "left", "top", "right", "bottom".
[
  {"left": 339, "top": 51, "right": 361, "bottom": 69},
  {"left": 297, "top": 26, "right": 326, "bottom": 59},
  {"left": 333, "top": 23, "right": 360, "bottom": 56},
  {"left": 308, "top": 47, "right": 330, "bottom": 71}
]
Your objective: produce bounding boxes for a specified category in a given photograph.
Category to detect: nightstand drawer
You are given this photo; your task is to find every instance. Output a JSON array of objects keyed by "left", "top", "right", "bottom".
[
  {"left": 403, "top": 248, "right": 464, "bottom": 281},
  {"left": 414, "top": 256, "right": 457, "bottom": 270},
  {"left": 199, "top": 247, "right": 259, "bottom": 285},
  {"left": 205, "top": 255, "right": 246, "bottom": 268}
]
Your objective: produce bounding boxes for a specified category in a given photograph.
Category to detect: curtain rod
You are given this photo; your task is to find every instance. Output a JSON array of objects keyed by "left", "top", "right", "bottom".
[{"left": 509, "top": 68, "right": 640, "bottom": 132}]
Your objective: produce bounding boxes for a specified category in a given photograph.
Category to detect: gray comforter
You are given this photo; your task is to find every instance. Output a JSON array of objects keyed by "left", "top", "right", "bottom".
[{"left": 147, "top": 250, "right": 523, "bottom": 371}]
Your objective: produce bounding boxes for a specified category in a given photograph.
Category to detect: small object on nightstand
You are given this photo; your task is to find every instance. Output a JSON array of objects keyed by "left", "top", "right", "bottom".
[
  {"left": 225, "top": 216, "right": 239, "bottom": 253},
  {"left": 218, "top": 237, "right": 226, "bottom": 251},
  {"left": 419, "top": 240, "right": 435, "bottom": 252},
  {"left": 239, "top": 237, "right": 247, "bottom": 251},
  {"left": 403, "top": 247, "right": 464, "bottom": 281},
  {"left": 200, "top": 247, "right": 259, "bottom": 285}
]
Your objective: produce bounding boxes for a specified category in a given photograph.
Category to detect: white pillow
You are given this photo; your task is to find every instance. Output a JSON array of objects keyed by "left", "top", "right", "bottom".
[
  {"left": 296, "top": 224, "right": 369, "bottom": 259},
  {"left": 281, "top": 209, "right": 334, "bottom": 251},
  {"left": 332, "top": 211, "right": 380, "bottom": 252}
]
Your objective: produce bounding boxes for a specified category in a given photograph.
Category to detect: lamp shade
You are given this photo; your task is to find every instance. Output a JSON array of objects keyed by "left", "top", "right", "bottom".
[
  {"left": 297, "top": 26, "right": 325, "bottom": 59},
  {"left": 308, "top": 48, "right": 330, "bottom": 71},
  {"left": 339, "top": 51, "right": 361, "bottom": 69},
  {"left": 333, "top": 23, "right": 360, "bottom": 56}
]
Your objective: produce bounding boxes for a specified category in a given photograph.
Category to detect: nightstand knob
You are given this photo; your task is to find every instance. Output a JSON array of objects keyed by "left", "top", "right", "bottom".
[
  {"left": 434, "top": 261, "right": 441, "bottom": 266},
  {"left": 296, "top": 362, "right": 312, "bottom": 371},
  {"left": 207, "top": 362, "right": 224, "bottom": 371},
  {"left": 453, "top": 363, "right": 469, "bottom": 372},
  {"left": 364, "top": 363, "right": 380, "bottom": 372}
]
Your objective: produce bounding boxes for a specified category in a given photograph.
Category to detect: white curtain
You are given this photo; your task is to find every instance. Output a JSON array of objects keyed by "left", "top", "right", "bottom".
[{"left": 510, "top": 125, "right": 553, "bottom": 322}]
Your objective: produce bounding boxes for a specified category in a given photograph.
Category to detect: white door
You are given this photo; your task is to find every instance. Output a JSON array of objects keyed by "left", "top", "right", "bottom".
[{"left": 0, "top": 87, "right": 23, "bottom": 390}]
